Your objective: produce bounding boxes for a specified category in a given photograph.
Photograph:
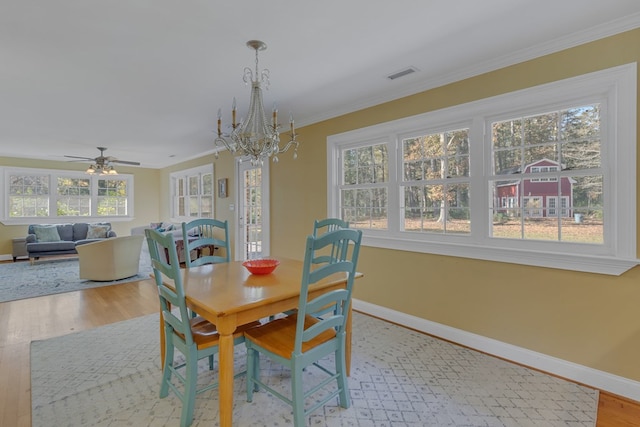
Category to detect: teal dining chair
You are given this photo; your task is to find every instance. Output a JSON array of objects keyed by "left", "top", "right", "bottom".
[
  {"left": 312, "top": 218, "right": 350, "bottom": 264},
  {"left": 244, "top": 228, "right": 363, "bottom": 426},
  {"left": 181, "top": 218, "right": 231, "bottom": 320},
  {"left": 145, "top": 228, "right": 255, "bottom": 427},
  {"left": 181, "top": 218, "right": 230, "bottom": 267}
]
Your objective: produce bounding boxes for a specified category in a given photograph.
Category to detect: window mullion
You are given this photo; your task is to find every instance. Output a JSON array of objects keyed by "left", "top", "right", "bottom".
[
  {"left": 469, "top": 117, "right": 487, "bottom": 243},
  {"left": 387, "top": 135, "right": 399, "bottom": 233},
  {"left": 49, "top": 173, "right": 57, "bottom": 219}
]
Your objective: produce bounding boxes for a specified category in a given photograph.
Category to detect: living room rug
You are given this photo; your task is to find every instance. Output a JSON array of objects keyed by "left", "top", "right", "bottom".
[
  {"left": 31, "top": 312, "right": 598, "bottom": 426},
  {"left": 0, "top": 242, "right": 153, "bottom": 303}
]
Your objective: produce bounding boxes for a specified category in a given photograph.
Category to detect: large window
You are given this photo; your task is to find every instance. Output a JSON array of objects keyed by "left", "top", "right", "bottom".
[
  {"left": 170, "top": 165, "right": 214, "bottom": 221},
  {"left": 490, "top": 105, "right": 602, "bottom": 242},
  {"left": 341, "top": 142, "right": 389, "bottom": 229},
  {"left": 402, "top": 128, "right": 470, "bottom": 234},
  {"left": 1, "top": 167, "right": 134, "bottom": 224},
  {"left": 327, "top": 64, "right": 636, "bottom": 275}
]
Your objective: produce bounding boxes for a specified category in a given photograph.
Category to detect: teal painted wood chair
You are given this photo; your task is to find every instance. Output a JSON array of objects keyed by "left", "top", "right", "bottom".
[
  {"left": 312, "top": 218, "right": 350, "bottom": 264},
  {"left": 244, "top": 228, "right": 363, "bottom": 426},
  {"left": 181, "top": 218, "right": 230, "bottom": 267},
  {"left": 181, "top": 218, "right": 231, "bottom": 319},
  {"left": 145, "top": 228, "right": 254, "bottom": 427}
]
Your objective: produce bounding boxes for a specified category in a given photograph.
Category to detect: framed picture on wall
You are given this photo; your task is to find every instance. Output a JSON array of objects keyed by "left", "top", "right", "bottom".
[{"left": 218, "top": 178, "right": 228, "bottom": 198}]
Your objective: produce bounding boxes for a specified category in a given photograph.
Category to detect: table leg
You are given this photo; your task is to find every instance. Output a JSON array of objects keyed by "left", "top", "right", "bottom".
[{"left": 217, "top": 319, "right": 236, "bottom": 427}]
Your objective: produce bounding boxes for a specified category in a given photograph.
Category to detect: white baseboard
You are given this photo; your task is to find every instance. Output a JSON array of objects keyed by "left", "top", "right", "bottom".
[
  {"left": 0, "top": 253, "right": 13, "bottom": 261},
  {"left": 353, "top": 298, "right": 640, "bottom": 402}
]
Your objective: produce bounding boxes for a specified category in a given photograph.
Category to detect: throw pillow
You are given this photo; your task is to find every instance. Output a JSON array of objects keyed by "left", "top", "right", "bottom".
[
  {"left": 33, "top": 225, "right": 61, "bottom": 242},
  {"left": 87, "top": 224, "right": 110, "bottom": 239}
]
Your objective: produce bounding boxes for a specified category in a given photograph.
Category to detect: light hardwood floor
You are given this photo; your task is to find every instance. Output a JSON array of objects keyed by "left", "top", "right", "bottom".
[{"left": 0, "top": 276, "right": 638, "bottom": 426}]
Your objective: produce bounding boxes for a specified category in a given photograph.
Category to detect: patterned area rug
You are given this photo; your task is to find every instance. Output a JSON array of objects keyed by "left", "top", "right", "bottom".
[
  {"left": 30, "top": 312, "right": 598, "bottom": 426},
  {"left": 0, "top": 242, "right": 153, "bottom": 303}
]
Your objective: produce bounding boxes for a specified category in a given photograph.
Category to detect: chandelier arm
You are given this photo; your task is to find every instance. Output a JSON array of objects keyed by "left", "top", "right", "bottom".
[
  {"left": 277, "top": 137, "right": 299, "bottom": 154},
  {"left": 243, "top": 67, "right": 254, "bottom": 85}
]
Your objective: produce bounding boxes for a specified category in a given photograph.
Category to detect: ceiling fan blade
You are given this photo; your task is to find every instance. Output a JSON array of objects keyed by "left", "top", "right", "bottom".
[
  {"left": 65, "top": 148, "right": 140, "bottom": 166},
  {"left": 64, "top": 155, "right": 95, "bottom": 161},
  {"left": 110, "top": 159, "right": 141, "bottom": 166}
]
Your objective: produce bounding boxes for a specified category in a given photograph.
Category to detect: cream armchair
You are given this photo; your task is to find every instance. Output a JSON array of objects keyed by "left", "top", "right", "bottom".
[{"left": 76, "top": 235, "right": 144, "bottom": 281}]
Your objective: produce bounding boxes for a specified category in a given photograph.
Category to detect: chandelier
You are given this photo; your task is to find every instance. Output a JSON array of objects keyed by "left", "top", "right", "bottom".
[
  {"left": 86, "top": 163, "right": 118, "bottom": 175},
  {"left": 214, "top": 40, "right": 299, "bottom": 166}
]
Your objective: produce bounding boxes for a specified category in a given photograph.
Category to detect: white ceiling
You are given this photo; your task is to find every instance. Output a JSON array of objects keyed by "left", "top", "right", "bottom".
[{"left": 2, "top": 1, "right": 640, "bottom": 168}]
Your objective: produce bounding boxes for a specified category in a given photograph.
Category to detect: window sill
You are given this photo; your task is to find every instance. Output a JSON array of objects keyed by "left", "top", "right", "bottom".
[
  {"left": 363, "top": 235, "right": 638, "bottom": 276},
  {"left": 0, "top": 217, "right": 133, "bottom": 226}
]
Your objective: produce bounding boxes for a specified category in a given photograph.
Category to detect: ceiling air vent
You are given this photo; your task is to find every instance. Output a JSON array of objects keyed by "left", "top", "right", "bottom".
[{"left": 387, "top": 66, "right": 418, "bottom": 80}]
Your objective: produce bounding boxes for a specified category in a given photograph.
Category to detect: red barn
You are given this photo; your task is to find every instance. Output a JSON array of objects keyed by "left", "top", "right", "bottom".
[{"left": 495, "top": 159, "right": 575, "bottom": 218}]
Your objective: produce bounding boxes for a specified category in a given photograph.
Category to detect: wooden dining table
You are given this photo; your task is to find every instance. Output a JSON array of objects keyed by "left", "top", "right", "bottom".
[{"left": 157, "top": 257, "right": 362, "bottom": 427}]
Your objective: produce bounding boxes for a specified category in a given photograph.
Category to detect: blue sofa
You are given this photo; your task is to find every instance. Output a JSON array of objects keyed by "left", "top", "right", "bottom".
[{"left": 26, "top": 222, "right": 116, "bottom": 262}]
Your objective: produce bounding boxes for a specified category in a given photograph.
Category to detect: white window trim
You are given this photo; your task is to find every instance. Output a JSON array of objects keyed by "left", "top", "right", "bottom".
[
  {"left": 0, "top": 166, "right": 135, "bottom": 225},
  {"left": 169, "top": 164, "right": 214, "bottom": 223},
  {"left": 328, "top": 63, "right": 637, "bottom": 275}
]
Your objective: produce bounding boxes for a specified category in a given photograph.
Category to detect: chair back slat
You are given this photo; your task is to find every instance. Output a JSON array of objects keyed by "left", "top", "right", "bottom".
[
  {"left": 295, "top": 228, "right": 362, "bottom": 350},
  {"left": 182, "top": 218, "right": 230, "bottom": 267},
  {"left": 313, "top": 218, "right": 349, "bottom": 236},
  {"left": 302, "top": 315, "right": 344, "bottom": 342},
  {"left": 312, "top": 218, "right": 350, "bottom": 264},
  {"left": 307, "top": 260, "right": 353, "bottom": 283},
  {"left": 145, "top": 228, "right": 195, "bottom": 346},
  {"left": 305, "top": 289, "right": 348, "bottom": 315}
]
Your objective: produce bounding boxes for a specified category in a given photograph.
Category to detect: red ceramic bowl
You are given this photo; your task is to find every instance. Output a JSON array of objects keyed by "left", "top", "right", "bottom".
[{"left": 242, "top": 258, "right": 280, "bottom": 275}]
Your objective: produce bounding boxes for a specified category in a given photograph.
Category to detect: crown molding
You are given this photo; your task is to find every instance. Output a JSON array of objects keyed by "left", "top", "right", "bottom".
[{"left": 300, "top": 13, "right": 640, "bottom": 128}]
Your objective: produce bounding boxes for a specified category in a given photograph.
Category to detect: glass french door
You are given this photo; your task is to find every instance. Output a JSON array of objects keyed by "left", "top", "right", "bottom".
[{"left": 235, "top": 160, "right": 270, "bottom": 260}]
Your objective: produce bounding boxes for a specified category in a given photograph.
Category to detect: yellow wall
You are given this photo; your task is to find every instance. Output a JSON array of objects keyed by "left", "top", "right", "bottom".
[
  {"left": 269, "top": 28, "right": 640, "bottom": 382},
  {"left": 0, "top": 28, "right": 638, "bottom": 384}
]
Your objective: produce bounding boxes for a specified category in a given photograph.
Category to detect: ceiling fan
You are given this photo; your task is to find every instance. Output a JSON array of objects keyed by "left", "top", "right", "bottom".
[{"left": 64, "top": 146, "right": 140, "bottom": 175}]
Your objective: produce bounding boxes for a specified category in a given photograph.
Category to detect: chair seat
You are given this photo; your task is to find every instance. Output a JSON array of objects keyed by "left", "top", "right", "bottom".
[
  {"left": 175, "top": 317, "right": 261, "bottom": 349},
  {"left": 244, "top": 314, "right": 336, "bottom": 359}
]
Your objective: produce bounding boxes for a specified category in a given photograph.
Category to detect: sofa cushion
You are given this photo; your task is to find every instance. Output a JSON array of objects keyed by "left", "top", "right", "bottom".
[
  {"left": 87, "top": 224, "right": 110, "bottom": 239},
  {"left": 27, "top": 241, "right": 76, "bottom": 253},
  {"left": 33, "top": 225, "right": 61, "bottom": 242},
  {"left": 73, "top": 223, "right": 89, "bottom": 240},
  {"left": 57, "top": 224, "right": 74, "bottom": 241}
]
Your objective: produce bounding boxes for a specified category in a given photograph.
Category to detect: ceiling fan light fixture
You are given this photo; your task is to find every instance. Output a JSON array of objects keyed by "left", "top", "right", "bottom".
[{"left": 84, "top": 162, "right": 117, "bottom": 175}]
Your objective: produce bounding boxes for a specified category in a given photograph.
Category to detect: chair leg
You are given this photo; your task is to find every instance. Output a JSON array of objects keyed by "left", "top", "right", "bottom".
[
  {"left": 181, "top": 347, "right": 198, "bottom": 427},
  {"left": 160, "top": 338, "right": 174, "bottom": 398},
  {"left": 246, "top": 346, "right": 256, "bottom": 402},
  {"left": 336, "top": 347, "right": 350, "bottom": 409},
  {"left": 253, "top": 350, "right": 260, "bottom": 392},
  {"left": 291, "top": 361, "right": 305, "bottom": 427}
]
